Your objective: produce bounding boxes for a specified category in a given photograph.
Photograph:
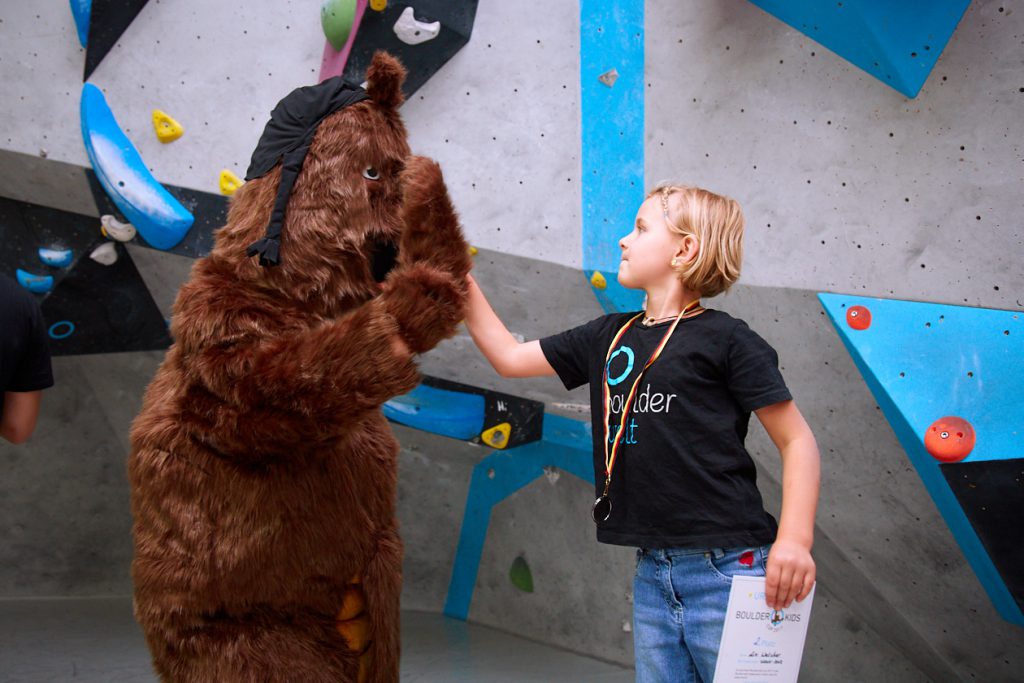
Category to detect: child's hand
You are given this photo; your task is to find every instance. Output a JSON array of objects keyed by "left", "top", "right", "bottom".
[{"left": 764, "top": 538, "right": 815, "bottom": 610}]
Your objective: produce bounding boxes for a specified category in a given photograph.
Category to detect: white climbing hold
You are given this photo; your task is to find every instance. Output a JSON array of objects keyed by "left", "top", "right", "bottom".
[
  {"left": 393, "top": 6, "right": 440, "bottom": 45},
  {"left": 100, "top": 214, "right": 137, "bottom": 242},
  {"left": 38, "top": 248, "right": 73, "bottom": 268},
  {"left": 543, "top": 466, "right": 560, "bottom": 485},
  {"left": 90, "top": 241, "right": 118, "bottom": 266},
  {"left": 598, "top": 68, "right": 619, "bottom": 87}
]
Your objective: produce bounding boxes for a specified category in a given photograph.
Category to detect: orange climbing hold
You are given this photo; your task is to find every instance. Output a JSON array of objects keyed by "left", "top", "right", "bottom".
[
  {"left": 923, "top": 416, "right": 975, "bottom": 463},
  {"left": 846, "top": 305, "right": 871, "bottom": 330}
]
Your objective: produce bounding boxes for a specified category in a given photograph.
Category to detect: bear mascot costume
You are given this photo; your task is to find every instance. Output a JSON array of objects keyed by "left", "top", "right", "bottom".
[{"left": 127, "top": 51, "right": 471, "bottom": 682}]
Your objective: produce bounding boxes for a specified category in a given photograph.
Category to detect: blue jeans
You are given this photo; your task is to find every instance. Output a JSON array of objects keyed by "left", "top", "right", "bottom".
[{"left": 632, "top": 544, "right": 772, "bottom": 683}]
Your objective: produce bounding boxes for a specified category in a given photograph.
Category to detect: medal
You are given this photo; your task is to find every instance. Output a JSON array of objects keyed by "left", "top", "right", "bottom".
[
  {"left": 595, "top": 299, "right": 703, "bottom": 524},
  {"left": 592, "top": 476, "right": 613, "bottom": 522}
]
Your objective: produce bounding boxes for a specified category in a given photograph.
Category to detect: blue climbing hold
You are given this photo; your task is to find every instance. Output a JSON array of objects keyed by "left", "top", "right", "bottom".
[
  {"left": 69, "top": 0, "right": 92, "bottom": 48},
  {"left": 16, "top": 269, "right": 54, "bottom": 294},
  {"left": 48, "top": 321, "right": 76, "bottom": 339},
  {"left": 80, "top": 83, "right": 194, "bottom": 250},
  {"left": 383, "top": 383, "right": 485, "bottom": 440}
]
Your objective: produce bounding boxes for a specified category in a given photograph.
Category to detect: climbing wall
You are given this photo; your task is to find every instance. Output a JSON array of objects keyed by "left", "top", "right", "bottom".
[
  {"left": 1, "top": 1, "right": 1022, "bottom": 681},
  {"left": 819, "top": 294, "right": 1023, "bottom": 622}
]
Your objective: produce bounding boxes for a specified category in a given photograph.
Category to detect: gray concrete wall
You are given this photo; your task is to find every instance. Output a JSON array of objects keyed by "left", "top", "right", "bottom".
[
  {"left": 645, "top": 0, "right": 1022, "bottom": 311},
  {"left": 2, "top": 1, "right": 1023, "bottom": 681}
]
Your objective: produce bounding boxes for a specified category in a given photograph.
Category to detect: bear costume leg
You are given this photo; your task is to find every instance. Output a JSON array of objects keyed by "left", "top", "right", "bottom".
[{"left": 146, "top": 614, "right": 359, "bottom": 683}]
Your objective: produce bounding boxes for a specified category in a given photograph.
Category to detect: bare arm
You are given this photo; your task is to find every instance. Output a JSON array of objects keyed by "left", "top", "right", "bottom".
[
  {"left": 464, "top": 273, "right": 556, "bottom": 379},
  {"left": 755, "top": 398, "right": 820, "bottom": 610},
  {"left": 1, "top": 390, "right": 43, "bottom": 444}
]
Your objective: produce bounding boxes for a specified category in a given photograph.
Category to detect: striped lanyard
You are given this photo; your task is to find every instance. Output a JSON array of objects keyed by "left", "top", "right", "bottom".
[{"left": 593, "top": 299, "right": 703, "bottom": 523}]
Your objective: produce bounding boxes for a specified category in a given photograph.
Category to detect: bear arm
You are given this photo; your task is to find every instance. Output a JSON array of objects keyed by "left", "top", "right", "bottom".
[
  {"left": 377, "top": 262, "right": 468, "bottom": 356},
  {"left": 196, "top": 304, "right": 422, "bottom": 420}
]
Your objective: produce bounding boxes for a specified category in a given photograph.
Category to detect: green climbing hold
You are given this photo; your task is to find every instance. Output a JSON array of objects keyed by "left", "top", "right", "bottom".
[
  {"left": 320, "top": 0, "right": 357, "bottom": 51},
  {"left": 509, "top": 555, "right": 534, "bottom": 593}
]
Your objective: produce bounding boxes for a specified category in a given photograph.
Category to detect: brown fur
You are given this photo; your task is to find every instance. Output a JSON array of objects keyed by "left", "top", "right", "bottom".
[{"left": 127, "top": 52, "right": 471, "bottom": 682}]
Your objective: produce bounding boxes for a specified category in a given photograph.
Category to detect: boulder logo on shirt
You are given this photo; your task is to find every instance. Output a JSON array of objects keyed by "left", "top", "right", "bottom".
[{"left": 605, "top": 344, "right": 677, "bottom": 445}]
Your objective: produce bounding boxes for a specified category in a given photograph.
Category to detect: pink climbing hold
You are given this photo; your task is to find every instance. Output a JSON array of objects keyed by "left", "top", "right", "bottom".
[{"left": 320, "top": 0, "right": 369, "bottom": 82}]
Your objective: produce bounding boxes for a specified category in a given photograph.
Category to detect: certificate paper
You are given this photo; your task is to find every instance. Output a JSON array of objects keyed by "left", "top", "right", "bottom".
[{"left": 712, "top": 576, "right": 816, "bottom": 682}]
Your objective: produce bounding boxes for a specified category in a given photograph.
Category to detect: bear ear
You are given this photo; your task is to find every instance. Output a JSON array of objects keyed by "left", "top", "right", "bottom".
[{"left": 365, "top": 51, "right": 406, "bottom": 108}]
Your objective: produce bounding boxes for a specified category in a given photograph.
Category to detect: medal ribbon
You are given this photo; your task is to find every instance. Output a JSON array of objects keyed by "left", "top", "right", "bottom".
[{"left": 600, "top": 299, "right": 703, "bottom": 495}]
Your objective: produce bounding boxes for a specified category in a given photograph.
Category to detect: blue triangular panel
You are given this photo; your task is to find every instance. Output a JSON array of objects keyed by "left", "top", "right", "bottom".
[
  {"left": 819, "top": 292, "right": 1023, "bottom": 625},
  {"left": 748, "top": 0, "right": 971, "bottom": 98}
]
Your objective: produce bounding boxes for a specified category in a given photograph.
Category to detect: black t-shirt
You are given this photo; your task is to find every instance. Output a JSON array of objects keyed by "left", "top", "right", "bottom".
[
  {"left": 539, "top": 308, "right": 792, "bottom": 549},
  {"left": 1, "top": 273, "right": 55, "bottom": 412}
]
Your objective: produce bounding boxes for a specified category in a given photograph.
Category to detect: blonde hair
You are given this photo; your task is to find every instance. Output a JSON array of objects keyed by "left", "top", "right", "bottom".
[{"left": 647, "top": 183, "right": 744, "bottom": 298}]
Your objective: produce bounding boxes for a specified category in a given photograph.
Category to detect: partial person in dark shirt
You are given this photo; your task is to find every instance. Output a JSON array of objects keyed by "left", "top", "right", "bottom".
[
  {"left": 1, "top": 272, "right": 55, "bottom": 444},
  {"left": 462, "top": 183, "right": 821, "bottom": 683}
]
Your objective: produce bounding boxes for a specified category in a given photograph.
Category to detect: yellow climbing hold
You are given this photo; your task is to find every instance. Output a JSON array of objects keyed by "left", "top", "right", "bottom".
[
  {"left": 219, "top": 169, "right": 244, "bottom": 195},
  {"left": 481, "top": 422, "right": 512, "bottom": 449},
  {"left": 370, "top": 0, "right": 387, "bottom": 11},
  {"left": 590, "top": 271, "right": 607, "bottom": 289},
  {"left": 469, "top": 245, "right": 478, "bottom": 256},
  {"left": 151, "top": 109, "right": 184, "bottom": 143}
]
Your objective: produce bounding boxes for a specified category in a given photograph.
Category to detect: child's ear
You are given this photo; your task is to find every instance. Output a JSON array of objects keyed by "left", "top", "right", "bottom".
[
  {"left": 675, "top": 235, "right": 699, "bottom": 262},
  {"left": 366, "top": 51, "right": 406, "bottom": 108}
]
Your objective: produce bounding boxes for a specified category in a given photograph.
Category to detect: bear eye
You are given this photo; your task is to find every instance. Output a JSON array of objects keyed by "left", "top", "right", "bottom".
[{"left": 362, "top": 166, "right": 381, "bottom": 181}]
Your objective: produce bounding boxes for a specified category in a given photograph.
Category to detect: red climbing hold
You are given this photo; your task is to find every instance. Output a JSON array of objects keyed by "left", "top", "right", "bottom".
[
  {"left": 846, "top": 305, "right": 871, "bottom": 330},
  {"left": 924, "top": 416, "right": 976, "bottom": 463},
  {"left": 739, "top": 550, "right": 755, "bottom": 567}
]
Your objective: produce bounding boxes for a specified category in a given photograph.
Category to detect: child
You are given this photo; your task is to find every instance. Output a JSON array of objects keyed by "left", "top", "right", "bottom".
[{"left": 462, "top": 183, "right": 820, "bottom": 682}]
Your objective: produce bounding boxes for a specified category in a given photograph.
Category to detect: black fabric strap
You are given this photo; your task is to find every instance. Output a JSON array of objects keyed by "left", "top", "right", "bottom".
[
  {"left": 244, "top": 79, "right": 370, "bottom": 267},
  {"left": 246, "top": 147, "right": 308, "bottom": 267}
]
